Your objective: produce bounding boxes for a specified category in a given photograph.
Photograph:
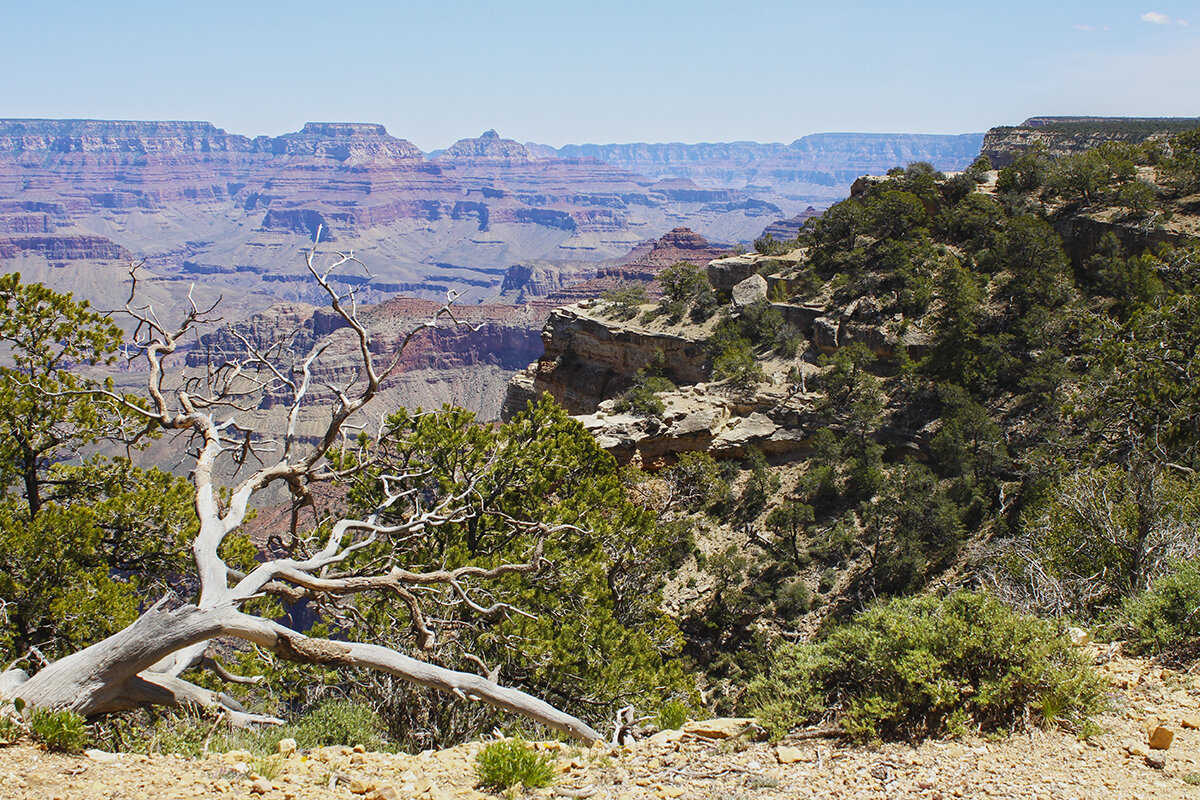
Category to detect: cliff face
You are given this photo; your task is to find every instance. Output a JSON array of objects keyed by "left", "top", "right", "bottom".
[
  {"left": 500, "top": 300, "right": 828, "bottom": 467},
  {"left": 979, "top": 116, "right": 1200, "bottom": 168}
]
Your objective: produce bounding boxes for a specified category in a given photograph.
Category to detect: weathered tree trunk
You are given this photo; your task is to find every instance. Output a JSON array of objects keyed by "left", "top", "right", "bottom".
[{"left": 13, "top": 601, "right": 603, "bottom": 742}]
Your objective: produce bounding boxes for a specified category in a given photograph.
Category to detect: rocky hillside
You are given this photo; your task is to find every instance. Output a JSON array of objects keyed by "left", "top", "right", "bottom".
[{"left": 498, "top": 129, "right": 1200, "bottom": 708}]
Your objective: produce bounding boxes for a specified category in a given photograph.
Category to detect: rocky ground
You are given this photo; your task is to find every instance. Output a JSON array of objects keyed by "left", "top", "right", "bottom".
[{"left": 2, "top": 652, "right": 1198, "bottom": 800}]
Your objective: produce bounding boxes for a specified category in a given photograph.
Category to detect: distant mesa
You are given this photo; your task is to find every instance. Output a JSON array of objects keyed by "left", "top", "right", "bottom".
[
  {"left": 527, "top": 132, "right": 984, "bottom": 208},
  {"left": 759, "top": 207, "right": 822, "bottom": 241},
  {"left": 0, "top": 118, "right": 424, "bottom": 162},
  {"left": 437, "top": 130, "right": 537, "bottom": 163},
  {"left": 272, "top": 122, "right": 424, "bottom": 163},
  {"left": 298, "top": 122, "right": 390, "bottom": 137}
]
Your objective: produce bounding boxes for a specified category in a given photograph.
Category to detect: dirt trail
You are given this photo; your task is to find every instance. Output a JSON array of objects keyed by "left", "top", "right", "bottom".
[{"left": 1, "top": 653, "right": 1196, "bottom": 800}]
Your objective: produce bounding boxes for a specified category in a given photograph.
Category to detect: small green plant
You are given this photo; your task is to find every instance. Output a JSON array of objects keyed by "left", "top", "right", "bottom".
[
  {"left": 0, "top": 715, "right": 22, "bottom": 746},
  {"left": 1077, "top": 719, "right": 1103, "bottom": 740},
  {"left": 603, "top": 285, "right": 650, "bottom": 321},
  {"left": 29, "top": 708, "right": 90, "bottom": 753},
  {"left": 748, "top": 775, "right": 781, "bottom": 790},
  {"left": 657, "top": 699, "right": 689, "bottom": 730},
  {"left": 253, "top": 754, "right": 284, "bottom": 781},
  {"left": 474, "top": 737, "right": 556, "bottom": 791},
  {"left": 1183, "top": 772, "right": 1200, "bottom": 786},
  {"left": 294, "top": 699, "right": 385, "bottom": 750}
]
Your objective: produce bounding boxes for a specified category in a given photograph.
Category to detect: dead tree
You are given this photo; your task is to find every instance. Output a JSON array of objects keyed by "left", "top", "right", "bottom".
[{"left": 4, "top": 246, "right": 602, "bottom": 743}]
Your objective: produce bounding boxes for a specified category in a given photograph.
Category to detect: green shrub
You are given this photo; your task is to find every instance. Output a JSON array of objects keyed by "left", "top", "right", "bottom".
[
  {"left": 612, "top": 373, "right": 676, "bottom": 418},
  {"left": 29, "top": 708, "right": 89, "bottom": 753},
  {"left": 294, "top": 699, "right": 385, "bottom": 750},
  {"left": 1108, "top": 560, "right": 1200, "bottom": 662},
  {"left": 657, "top": 262, "right": 718, "bottom": 323},
  {"left": 474, "top": 738, "right": 556, "bottom": 791},
  {"left": 662, "top": 451, "right": 731, "bottom": 513},
  {"left": 744, "top": 591, "right": 1105, "bottom": 742},
  {"left": 711, "top": 338, "right": 764, "bottom": 390},
  {"left": 656, "top": 699, "right": 690, "bottom": 730},
  {"left": 754, "top": 233, "right": 792, "bottom": 256}
]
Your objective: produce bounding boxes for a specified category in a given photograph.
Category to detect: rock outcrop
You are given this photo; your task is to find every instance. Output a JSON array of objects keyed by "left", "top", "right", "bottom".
[
  {"left": 576, "top": 385, "right": 822, "bottom": 467},
  {"left": 503, "top": 303, "right": 711, "bottom": 419}
]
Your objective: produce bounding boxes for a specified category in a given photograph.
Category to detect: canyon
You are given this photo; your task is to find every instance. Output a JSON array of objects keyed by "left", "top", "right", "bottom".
[{"left": 0, "top": 119, "right": 982, "bottom": 317}]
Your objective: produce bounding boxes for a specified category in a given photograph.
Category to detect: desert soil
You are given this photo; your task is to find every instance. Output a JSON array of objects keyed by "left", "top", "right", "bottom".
[{"left": 1, "top": 651, "right": 1197, "bottom": 800}]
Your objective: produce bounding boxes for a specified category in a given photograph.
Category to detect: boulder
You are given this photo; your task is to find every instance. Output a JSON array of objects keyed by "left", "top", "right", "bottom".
[
  {"left": 1148, "top": 725, "right": 1174, "bottom": 750},
  {"left": 1125, "top": 741, "right": 1150, "bottom": 757},
  {"left": 706, "top": 254, "right": 761, "bottom": 293},
  {"left": 682, "top": 717, "right": 756, "bottom": 739},
  {"left": 731, "top": 273, "right": 768, "bottom": 310},
  {"left": 813, "top": 316, "right": 840, "bottom": 350},
  {"left": 713, "top": 413, "right": 777, "bottom": 453},
  {"left": 776, "top": 745, "right": 808, "bottom": 764}
]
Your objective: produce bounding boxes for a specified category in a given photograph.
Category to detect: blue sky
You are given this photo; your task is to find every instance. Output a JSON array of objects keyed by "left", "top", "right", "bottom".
[{"left": 1, "top": 1, "right": 1197, "bottom": 151}]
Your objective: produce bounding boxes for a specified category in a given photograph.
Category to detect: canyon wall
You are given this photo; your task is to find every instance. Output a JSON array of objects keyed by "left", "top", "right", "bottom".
[{"left": 979, "top": 116, "right": 1200, "bottom": 168}]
